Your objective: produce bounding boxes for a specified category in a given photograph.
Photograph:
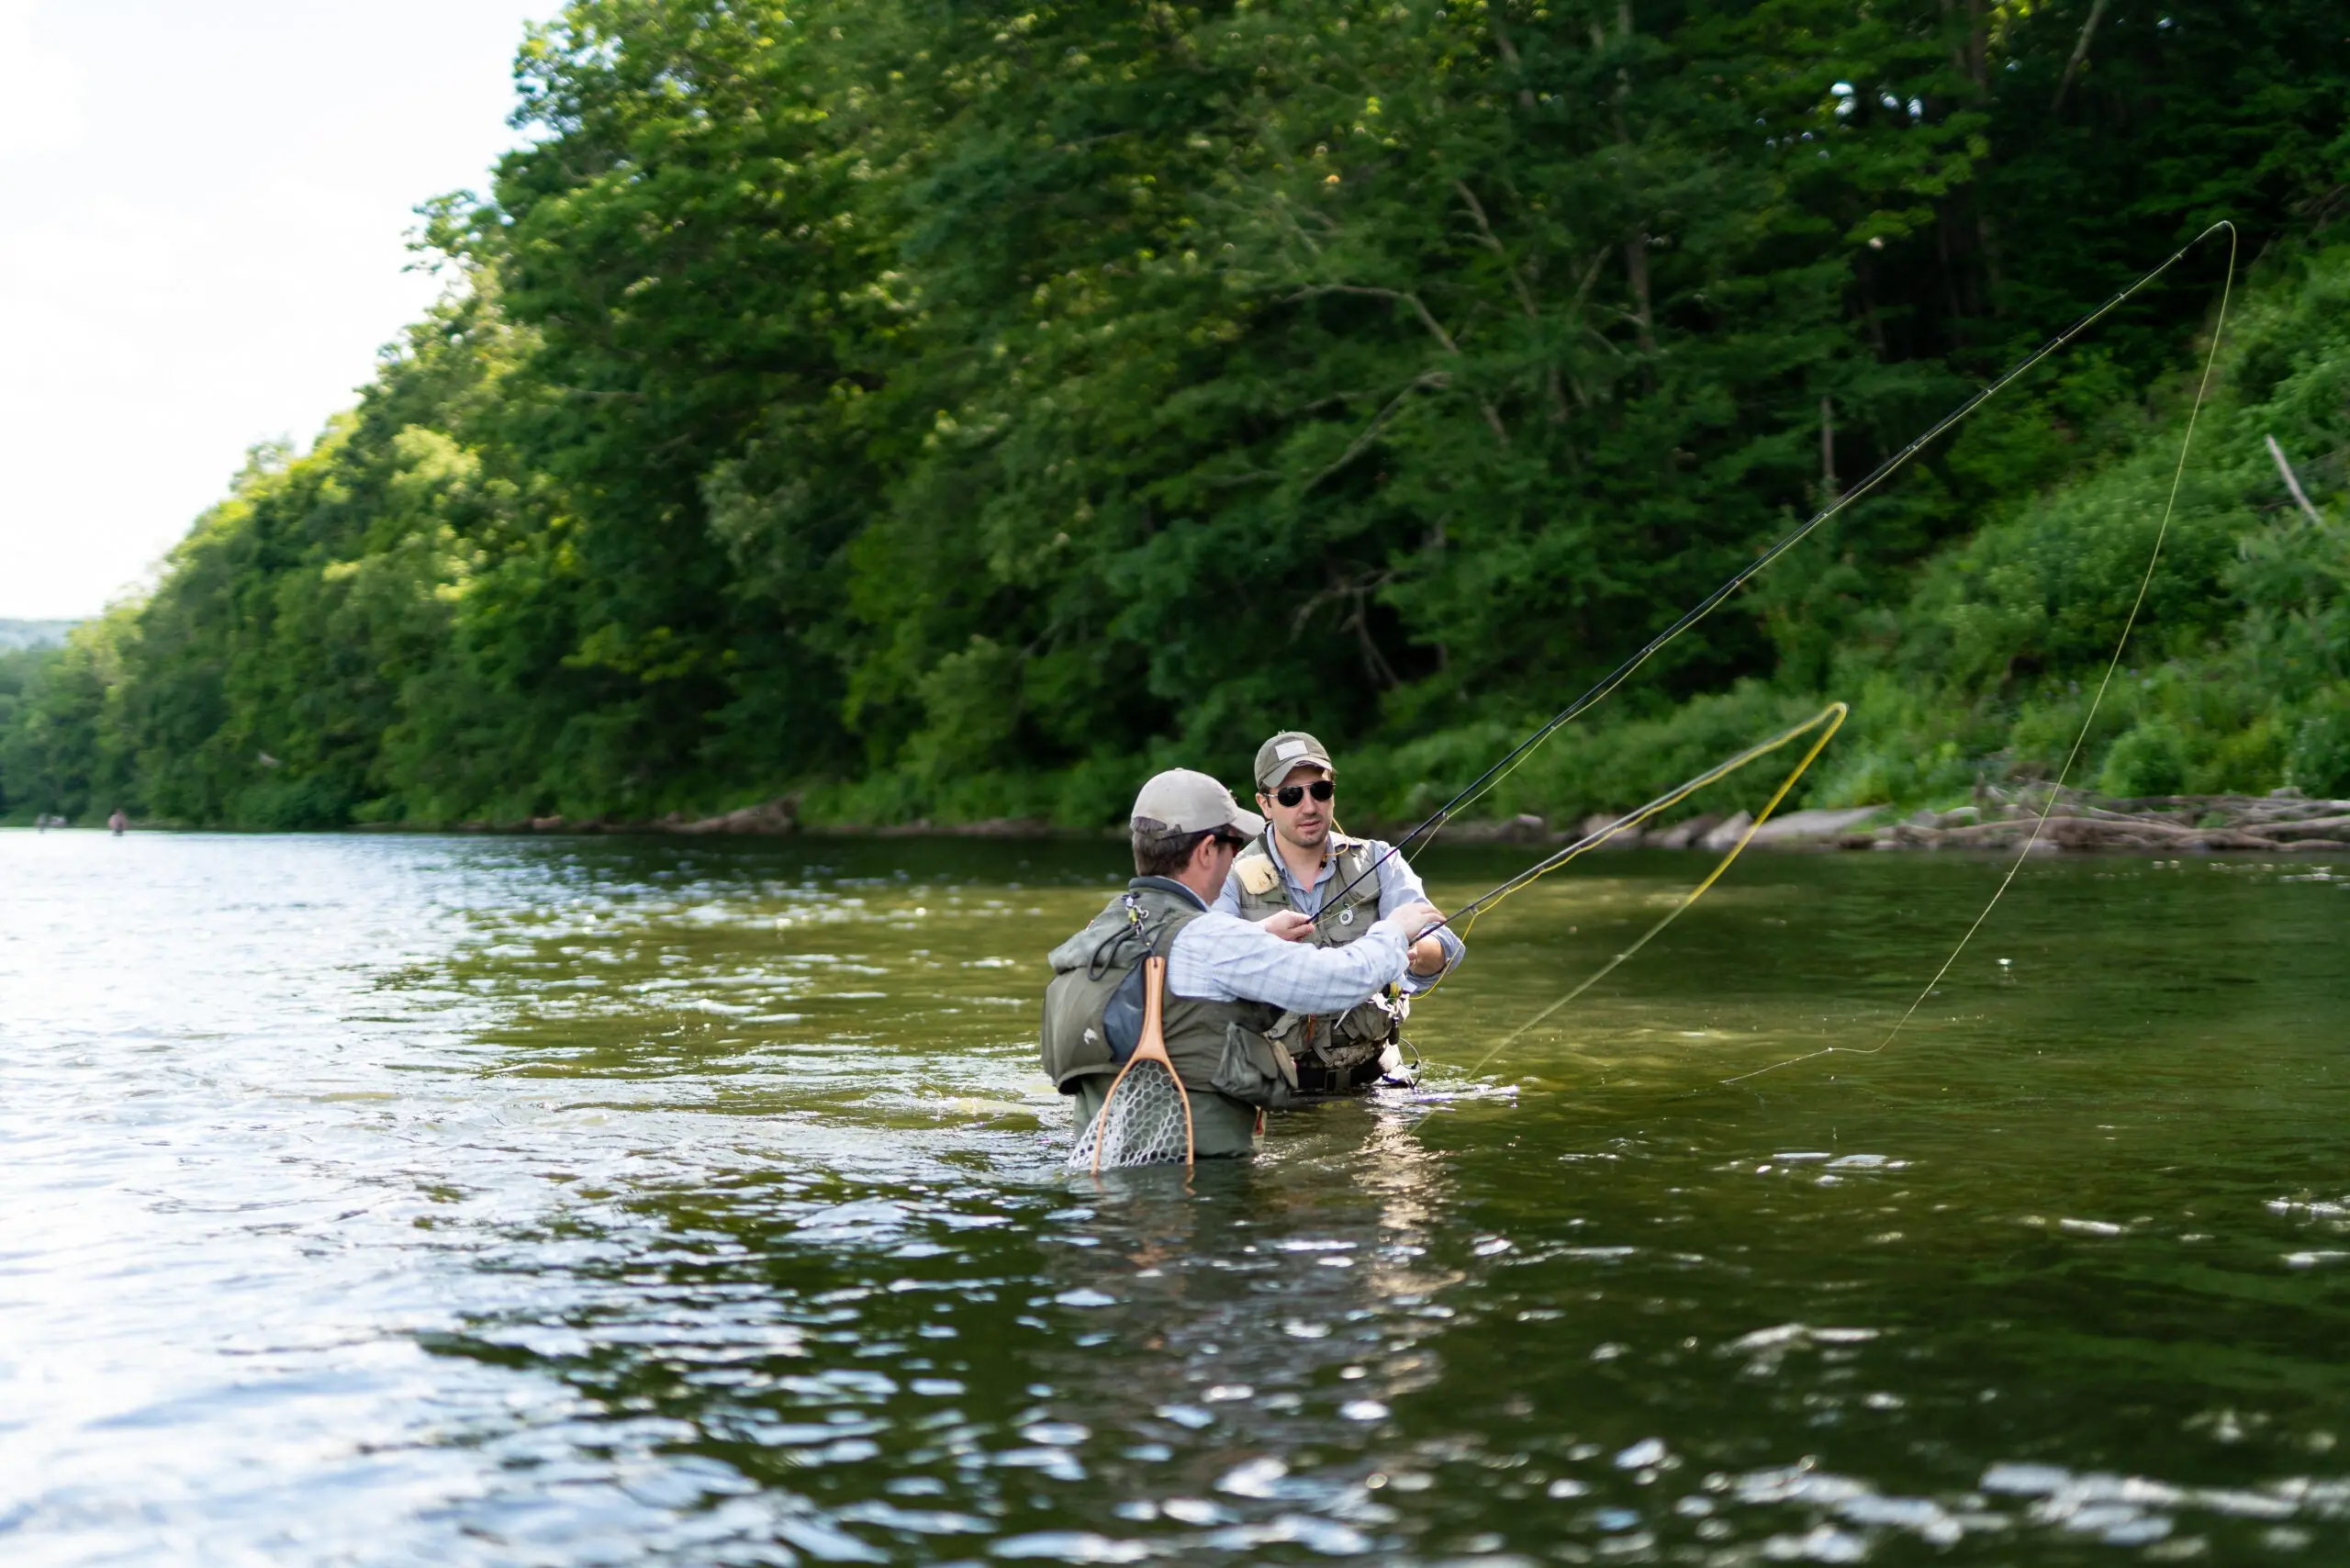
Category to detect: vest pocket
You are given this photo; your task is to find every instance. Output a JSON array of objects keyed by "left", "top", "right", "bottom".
[
  {"left": 1332, "top": 995, "right": 1403, "bottom": 1048},
  {"left": 1210, "top": 1022, "right": 1301, "bottom": 1109},
  {"left": 1040, "top": 971, "right": 1120, "bottom": 1092}
]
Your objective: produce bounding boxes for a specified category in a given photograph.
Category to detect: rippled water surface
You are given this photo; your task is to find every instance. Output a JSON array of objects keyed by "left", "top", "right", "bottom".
[{"left": 6, "top": 829, "right": 2349, "bottom": 1565}]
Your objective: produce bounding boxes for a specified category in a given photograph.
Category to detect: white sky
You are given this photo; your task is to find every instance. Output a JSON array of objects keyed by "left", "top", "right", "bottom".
[{"left": 0, "top": 0, "right": 565, "bottom": 619}]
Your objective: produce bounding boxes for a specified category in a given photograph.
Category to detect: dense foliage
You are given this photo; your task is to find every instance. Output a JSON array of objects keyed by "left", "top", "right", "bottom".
[{"left": 6, "top": 0, "right": 2348, "bottom": 829}]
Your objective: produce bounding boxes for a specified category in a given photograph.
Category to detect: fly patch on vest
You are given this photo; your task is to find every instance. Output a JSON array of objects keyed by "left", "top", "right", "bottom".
[
  {"left": 1228, "top": 838, "right": 1399, "bottom": 1069},
  {"left": 1231, "top": 837, "right": 1380, "bottom": 939},
  {"left": 1235, "top": 853, "right": 1281, "bottom": 899}
]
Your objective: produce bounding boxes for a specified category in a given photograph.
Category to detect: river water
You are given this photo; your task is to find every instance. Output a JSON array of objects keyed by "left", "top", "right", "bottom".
[{"left": 3, "top": 829, "right": 2346, "bottom": 1565}]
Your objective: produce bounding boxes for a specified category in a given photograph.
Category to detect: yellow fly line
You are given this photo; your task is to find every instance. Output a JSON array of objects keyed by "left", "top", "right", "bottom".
[
  {"left": 1314, "top": 222, "right": 2246, "bottom": 936},
  {"left": 1438, "top": 701, "right": 1847, "bottom": 1075},
  {"left": 1716, "top": 223, "right": 2242, "bottom": 1089},
  {"left": 1426, "top": 223, "right": 2238, "bottom": 1084}
]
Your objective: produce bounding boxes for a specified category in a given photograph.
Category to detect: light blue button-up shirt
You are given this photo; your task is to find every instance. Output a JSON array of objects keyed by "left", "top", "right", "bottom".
[
  {"left": 1160, "top": 883, "right": 1418, "bottom": 1013},
  {"left": 1211, "top": 830, "right": 1464, "bottom": 995}
]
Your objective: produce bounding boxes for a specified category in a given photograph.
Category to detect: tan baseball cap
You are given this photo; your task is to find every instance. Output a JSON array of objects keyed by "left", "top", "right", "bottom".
[
  {"left": 1131, "top": 768, "right": 1267, "bottom": 840},
  {"left": 1253, "top": 730, "right": 1335, "bottom": 792}
]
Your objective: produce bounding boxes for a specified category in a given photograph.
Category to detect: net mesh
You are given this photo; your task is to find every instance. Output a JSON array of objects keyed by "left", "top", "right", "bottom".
[{"left": 1069, "top": 1059, "right": 1193, "bottom": 1170}]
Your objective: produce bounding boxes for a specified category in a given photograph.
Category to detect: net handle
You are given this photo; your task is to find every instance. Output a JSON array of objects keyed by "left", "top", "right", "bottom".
[{"left": 1091, "top": 954, "right": 1195, "bottom": 1173}]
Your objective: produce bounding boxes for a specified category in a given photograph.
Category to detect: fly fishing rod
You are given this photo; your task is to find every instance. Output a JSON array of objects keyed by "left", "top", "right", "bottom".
[
  {"left": 1384, "top": 700, "right": 1845, "bottom": 1053},
  {"left": 1718, "top": 221, "right": 2240, "bottom": 1087},
  {"left": 1438, "top": 223, "right": 2236, "bottom": 1084},
  {"left": 1311, "top": 221, "right": 2239, "bottom": 936},
  {"left": 1416, "top": 701, "right": 1848, "bottom": 945},
  {"left": 1454, "top": 701, "right": 1848, "bottom": 1073}
]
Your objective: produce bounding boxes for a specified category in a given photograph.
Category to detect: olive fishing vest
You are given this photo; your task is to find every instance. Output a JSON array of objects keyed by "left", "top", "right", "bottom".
[
  {"left": 1228, "top": 834, "right": 1405, "bottom": 1070},
  {"left": 1038, "top": 878, "right": 1297, "bottom": 1109}
]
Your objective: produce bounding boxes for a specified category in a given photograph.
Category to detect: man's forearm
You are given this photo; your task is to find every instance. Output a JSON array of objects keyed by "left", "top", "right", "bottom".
[
  {"left": 1378, "top": 846, "right": 1462, "bottom": 988},
  {"left": 1169, "top": 913, "right": 1407, "bottom": 1013}
]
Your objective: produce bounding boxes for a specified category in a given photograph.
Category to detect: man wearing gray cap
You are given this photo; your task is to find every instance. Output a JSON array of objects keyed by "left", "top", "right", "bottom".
[
  {"left": 1215, "top": 730, "right": 1463, "bottom": 1094},
  {"left": 1039, "top": 768, "right": 1440, "bottom": 1158}
]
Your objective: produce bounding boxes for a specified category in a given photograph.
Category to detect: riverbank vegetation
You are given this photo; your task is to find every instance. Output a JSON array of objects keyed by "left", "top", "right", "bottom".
[{"left": 4, "top": 0, "right": 2346, "bottom": 831}]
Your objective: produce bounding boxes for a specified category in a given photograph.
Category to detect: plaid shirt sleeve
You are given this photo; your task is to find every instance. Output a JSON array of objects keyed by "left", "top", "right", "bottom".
[{"left": 1166, "top": 910, "right": 1408, "bottom": 1014}]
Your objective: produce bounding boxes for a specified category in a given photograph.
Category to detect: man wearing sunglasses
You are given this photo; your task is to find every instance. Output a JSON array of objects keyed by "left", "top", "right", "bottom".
[
  {"left": 1214, "top": 731, "right": 1463, "bottom": 1093},
  {"left": 1041, "top": 768, "right": 1441, "bottom": 1157}
]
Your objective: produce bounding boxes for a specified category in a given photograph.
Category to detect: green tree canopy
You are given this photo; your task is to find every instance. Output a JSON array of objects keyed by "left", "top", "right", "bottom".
[{"left": 6, "top": 0, "right": 2347, "bottom": 828}]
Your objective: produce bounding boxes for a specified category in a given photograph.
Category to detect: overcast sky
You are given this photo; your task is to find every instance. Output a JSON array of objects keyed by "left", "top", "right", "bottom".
[{"left": 0, "top": 0, "right": 564, "bottom": 619}]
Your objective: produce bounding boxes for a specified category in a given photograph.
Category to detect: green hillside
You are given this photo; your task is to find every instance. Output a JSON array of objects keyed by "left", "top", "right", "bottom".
[
  {"left": 0, "top": 621, "right": 77, "bottom": 653},
  {"left": 4, "top": 0, "right": 2346, "bottom": 829}
]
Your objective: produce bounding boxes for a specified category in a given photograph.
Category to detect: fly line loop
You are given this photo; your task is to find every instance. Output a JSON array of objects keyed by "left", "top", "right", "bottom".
[{"left": 1315, "top": 220, "right": 2245, "bottom": 951}]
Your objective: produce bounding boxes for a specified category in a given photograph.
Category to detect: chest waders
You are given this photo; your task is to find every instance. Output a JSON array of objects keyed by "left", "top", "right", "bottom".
[
  {"left": 1229, "top": 836, "right": 1408, "bottom": 1094},
  {"left": 1038, "top": 878, "right": 1294, "bottom": 1159}
]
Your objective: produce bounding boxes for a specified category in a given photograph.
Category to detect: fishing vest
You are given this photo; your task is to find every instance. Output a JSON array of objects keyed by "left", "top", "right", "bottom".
[
  {"left": 1038, "top": 878, "right": 1297, "bottom": 1109},
  {"left": 1228, "top": 834, "right": 1407, "bottom": 1075}
]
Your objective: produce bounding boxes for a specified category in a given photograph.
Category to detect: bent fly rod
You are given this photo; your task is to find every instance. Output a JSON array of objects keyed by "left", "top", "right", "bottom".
[
  {"left": 1416, "top": 700, "right": 1847, "bottom": 946},
  {"left": 1314, "top": 221, "right": 2241, "bottom": 935}
]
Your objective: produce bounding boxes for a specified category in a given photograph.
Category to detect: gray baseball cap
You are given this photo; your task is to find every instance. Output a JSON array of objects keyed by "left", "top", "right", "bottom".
[
  {"left": 1253, "top": 730, "right": 1335, "bottom": 792},
  {"left": 1131, "top": 768, "right": 1266, "bottom": 840}
]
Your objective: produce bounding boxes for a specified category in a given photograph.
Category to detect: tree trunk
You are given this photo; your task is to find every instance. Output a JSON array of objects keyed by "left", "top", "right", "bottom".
[{"left": 1820, "top": 396, "right": 1839, "bottom": 500}]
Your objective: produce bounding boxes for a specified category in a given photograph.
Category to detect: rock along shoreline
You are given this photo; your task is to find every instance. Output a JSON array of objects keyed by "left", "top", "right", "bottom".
[
  {"left": 1447, "top": 787, "right": 2350, "bottom": 856},
  {"left": 345, "top": 785, "right": 2350, "bottom": 856}
]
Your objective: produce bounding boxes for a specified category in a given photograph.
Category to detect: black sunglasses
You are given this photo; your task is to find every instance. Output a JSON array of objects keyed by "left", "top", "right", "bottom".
[{"left": 1272, "top": 779, "right": 1335, "bottom": 808}]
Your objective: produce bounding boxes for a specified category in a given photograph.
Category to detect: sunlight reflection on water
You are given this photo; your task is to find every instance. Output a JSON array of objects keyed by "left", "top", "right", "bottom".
[{"left": 4, "top": 829, "right": 2348, "bottom": 1563}]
